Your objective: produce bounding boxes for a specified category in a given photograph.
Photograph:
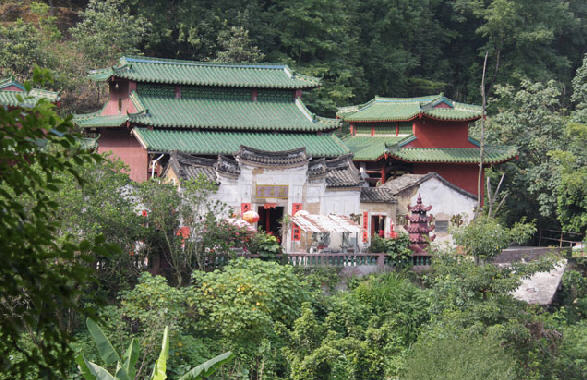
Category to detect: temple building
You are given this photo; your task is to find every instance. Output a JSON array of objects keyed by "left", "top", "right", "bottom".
[
  {"left": 163, "top": 148, "right": 363, "bottom": 249},
  {"left": 0, "top": 77, "right": 59, "bottom": 108},
  {"left": 74, "top": 56, "right": 347, "bottom": 182},
  {"left": 337, "top": 95, "right": 517, "bottom": 198},
  {"left": 73, "top": 57, "right": 516, "bottom": 250},
  {"left": 74, "top": 56, "right": 370, "bottom": 250}
]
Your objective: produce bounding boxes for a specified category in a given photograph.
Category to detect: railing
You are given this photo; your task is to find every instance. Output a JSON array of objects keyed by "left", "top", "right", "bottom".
[
  {"left": 538, "top": 228, "right": 583, "bottom": 248},
  {"left": 202, "top": 252, "right": 432, "bottom": 271},
  {"left": 287, "top": 253, "right": 386, "bottom": 268}
]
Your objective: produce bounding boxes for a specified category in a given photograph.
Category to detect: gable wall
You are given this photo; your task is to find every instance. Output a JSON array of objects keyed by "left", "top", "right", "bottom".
[
  {"left": 408, "top": 119, "right": 476, "bottom": 148},
  {"left": 1, "top": 85, "right": 23, "bottom": 91},
  {"left": 412, "top": 163, "right": 482, "bottom": 197},
  {"left": 101, "top": 79, "right": 137, "bottom": 116},
  {"left": 97, "top": 128, "right": 148, "bottom": 182},
  {"left": 395, "top": 177, "right": 476, "bottom": 242}
]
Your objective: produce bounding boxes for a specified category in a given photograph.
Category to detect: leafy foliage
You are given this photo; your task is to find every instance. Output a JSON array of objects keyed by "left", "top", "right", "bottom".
[
  {"left": 403, "top": 329, "right": 517, "bottom": 380},
  {"left": 215, "top": 26, "right": 265, "bottom": 63},
  {"left": 76, "top": 318, "right": 233, "bottom": 380},
  {"left": 70, "top": 0, "right": 150, "bottom": 67},
  {"left": 138, "top": 178, "right": 229, "bottom": 285},
  {"left": 452, "top": 215, "right": 536, "bottom": 260},
  {"left": 248, "top": 232, "right": 283, "bottom": 256},
  {"left": 285, "top": 273, "right": 429, "bottom": 379},
  {"left": 369, "top": 233, "right": 412, "bottom": 264},
  {"left": 0, "top": 69, "right": 113, "bottom": 378}
]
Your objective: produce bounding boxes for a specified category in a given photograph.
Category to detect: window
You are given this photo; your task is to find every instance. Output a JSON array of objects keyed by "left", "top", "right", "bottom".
[{"left": 435, "top": 220, "right": 449, "bottom": 233}]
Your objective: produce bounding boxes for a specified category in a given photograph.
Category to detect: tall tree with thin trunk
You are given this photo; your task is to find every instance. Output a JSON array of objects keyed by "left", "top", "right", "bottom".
[{"left": 477, "top": 51, "right": 488, "bottom": 212}]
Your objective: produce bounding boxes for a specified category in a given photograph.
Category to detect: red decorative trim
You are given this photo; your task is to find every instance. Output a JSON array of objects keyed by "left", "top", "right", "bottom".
[
  {"left": 347, "top": 114, "right": 481, "bottom": 123},
  {"left": 362, "top": 212, "right": 369, "bottom": 243},
  {"left": 292, "top": 203, "right": 302, "bottom": 216},
  {"left": 240, "top": 203, "right": 251, "bottom": 216},
  {"left": 386, "top": 154, "right": 515, "bottom": 165},
  {"left": 291, "top": 203, "right": 302, "bottom": 241}
]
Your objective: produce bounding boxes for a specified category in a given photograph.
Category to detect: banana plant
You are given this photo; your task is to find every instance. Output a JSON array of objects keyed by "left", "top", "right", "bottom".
[{"left": 77, "top": 318, "right": 233, "bottom": 380}]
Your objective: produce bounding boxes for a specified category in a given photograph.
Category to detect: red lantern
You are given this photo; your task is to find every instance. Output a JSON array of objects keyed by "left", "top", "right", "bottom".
[{"left": 242, "top": 210, "right": 260, "bottom": 223}]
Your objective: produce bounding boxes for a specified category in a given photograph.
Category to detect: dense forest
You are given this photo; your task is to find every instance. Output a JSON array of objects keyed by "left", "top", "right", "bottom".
[
  {"left": 0, "top": 1, "right": 585, "bottom": 379},
  {"left": 1, "top": 0, "right": 585, "bottom": 230},
  {"left": 1, "top": 0, "right": 586, "bottom": 113}
]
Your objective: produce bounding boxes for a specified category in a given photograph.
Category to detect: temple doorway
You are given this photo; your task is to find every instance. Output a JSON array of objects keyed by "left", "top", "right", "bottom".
[
  {"left": 371, "top": 215, "right": 386, "bottom": 237},
  {"left": 258, "top": 206, "right": 284, "bottom": 242}
]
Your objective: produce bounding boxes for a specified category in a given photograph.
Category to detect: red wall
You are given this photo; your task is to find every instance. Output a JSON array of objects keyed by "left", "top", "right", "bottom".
[
  {"left": 412, "top": 163, "right": 483, "bottom": 199},
  {"left": 1, "top": 85, "right": 23, "bottom": 91},
  {"left": 98, "top": 128, "right": 148, "bottom": 182},
  {"left": 101, "top": 80, "right": 137, "bottom": 116},
  {"left": 408, "top": 120, "right": 476, "bottom": 148}
]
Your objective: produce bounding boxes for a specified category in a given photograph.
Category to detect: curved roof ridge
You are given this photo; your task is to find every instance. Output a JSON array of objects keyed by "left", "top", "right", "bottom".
[{"left": 121, "top": 55, "right": 288, "bottom": 70}]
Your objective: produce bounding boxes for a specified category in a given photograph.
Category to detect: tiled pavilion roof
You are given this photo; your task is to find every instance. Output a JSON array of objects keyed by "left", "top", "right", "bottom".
[
  {"left": 128, "top": 91, "right": 336, "bottom": 131},
  {"left": 132, "top": 128, "right": 349, "bottom": 158},
  {"left": 341, "top": 135, "right": 413, "bottom": 161},
  {"left": 338, "top": 95, "right": 482, "bottom": 122},
  {"left": 0, "top": 77, "right": 59, "bottom": 108},
  {"left": 387, "top": 146, "right": 517, "bottom": 164},
  {"left": 88, "top": 56, "right": 320, "bottom": 89}
]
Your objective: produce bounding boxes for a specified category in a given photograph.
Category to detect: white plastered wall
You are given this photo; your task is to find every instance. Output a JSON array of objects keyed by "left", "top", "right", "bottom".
[{"left": 408, "top": 177, "right": 476, "bottom": 243}]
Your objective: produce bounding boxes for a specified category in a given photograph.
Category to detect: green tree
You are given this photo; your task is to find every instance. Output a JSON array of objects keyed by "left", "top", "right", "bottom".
[
  {"left": 70, "top": 0, "right": 150, "bottom": 67},
  {"left": 189, "top": 258, "right": 311, "bottom": 377},
  {"left": 548, "top": 123, "right": 587, "bottom": 234},
  {"left": 215, "top": 26, "right": 265, "bottom": 63},
  {"left": 451, "top": 215, "right": 536, "bottom": 261},
  {"left": 0, "top": 2, "right": 61, "bottom": 78},
  {"left": 285, "top": 273, "right": 429, "bottom": 379},
  {"left": 425, "top": 251, "right": 561, "bottom": 379},
  {"left": 0, "top": 70, "right": 112, "bottom": 378},
  {"left": 403, "top": 329, "right": 517, "bottom": 380},
  {"left": 138, "top": 178, "right": 231, "bottom": 285},
  {"left": 547, "top": 55, "right": 587, "bottom": 235},
  {"left": 483, "top": 80, "right": 567, "bottom": 225},
  {"left": 265, "top": 0, "right": 364, "bottom": 115},
  {"left": 52, "top": 156, "right": 146, "bottom": 297}
]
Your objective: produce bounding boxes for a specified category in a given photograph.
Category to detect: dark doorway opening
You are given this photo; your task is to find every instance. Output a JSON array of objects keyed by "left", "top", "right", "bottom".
[
  {"left": 371, "top": 215, "right": 386, "bottom": 237},
  {"left": 258, "top": 206, "right": 284, "bottom": 242}
]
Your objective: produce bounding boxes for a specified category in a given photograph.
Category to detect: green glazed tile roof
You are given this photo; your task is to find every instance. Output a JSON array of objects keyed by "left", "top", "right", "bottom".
[
  {"left": 128, "top": 91, "right": 337, "bottom": 131},
  {"left": 133, "top": 128, "right": 349, "bottom": 157},
  {"left": 0, "top": 78, "right": 59, "bottom": 107},
  {"left": 88, "top": 56, "right": 320, "bottom": 89},
  {"left": 0, "top": 77, "right": 25, "bottom": 90},
  {"left": 338, "top": 95, "right": 482, "bottom": 122},
  {"left": 341, "top": 135, "right": 413, "bottom": 161},
  {"left": 73, "top": 111, "right": 129, "bottom": 128},
  {"left": 388, "top": 146, "right": 517, "bottom": 164}
]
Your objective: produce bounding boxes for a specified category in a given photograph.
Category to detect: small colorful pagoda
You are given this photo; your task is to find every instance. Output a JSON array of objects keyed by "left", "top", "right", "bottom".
[
  {"left": 337, "top": 95, "right": 517, "bottom": 198},
  {"left": 74, "top": 56, "right": 346, "bottom": 182},
  {"left": 404, "top": 195, "right": 435, "bottom": 253}
]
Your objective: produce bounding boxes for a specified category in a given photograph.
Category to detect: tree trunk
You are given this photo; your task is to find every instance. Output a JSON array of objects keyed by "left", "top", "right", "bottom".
[{"left": 477, "top": 51, "right": 489, "bottom": 213}]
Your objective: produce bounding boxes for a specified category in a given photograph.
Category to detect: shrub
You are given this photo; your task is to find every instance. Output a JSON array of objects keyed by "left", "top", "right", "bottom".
[{"left": 403, "top": 329, "right": 517, "bottom": 380}]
